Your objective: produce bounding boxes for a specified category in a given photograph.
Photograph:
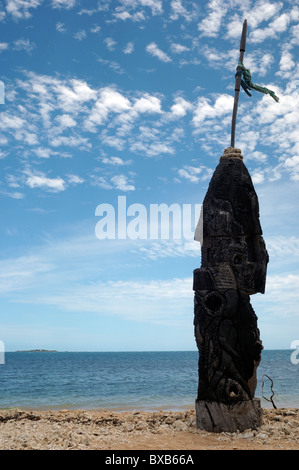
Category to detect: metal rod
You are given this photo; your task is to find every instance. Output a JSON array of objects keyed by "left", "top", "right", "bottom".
[{"left": 231, "top": 19, "right": 247, "bottom": 148}]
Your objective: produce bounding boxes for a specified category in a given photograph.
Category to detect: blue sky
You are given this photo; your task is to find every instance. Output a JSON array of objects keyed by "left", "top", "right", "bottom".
[{"left": 0, "top": 0, "right": 299, "bottom": 351}]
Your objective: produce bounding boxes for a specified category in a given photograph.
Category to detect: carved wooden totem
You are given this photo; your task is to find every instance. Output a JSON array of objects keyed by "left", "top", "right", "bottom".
[{"left": 193, "top": 147, "right": 268, "bottom": 432}]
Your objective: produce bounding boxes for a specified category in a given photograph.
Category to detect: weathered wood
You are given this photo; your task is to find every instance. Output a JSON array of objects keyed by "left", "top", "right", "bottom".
[
  {"left": 193, "top": 148, "right": 268, "bottom": 432},
  {"left": 195, "top": 398, "right": 263, "bottom": 433}
]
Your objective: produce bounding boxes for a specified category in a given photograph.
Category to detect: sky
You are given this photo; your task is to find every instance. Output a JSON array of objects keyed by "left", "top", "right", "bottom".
[{"left": 0, "top": 0, "right": 299, "bottom": 352}]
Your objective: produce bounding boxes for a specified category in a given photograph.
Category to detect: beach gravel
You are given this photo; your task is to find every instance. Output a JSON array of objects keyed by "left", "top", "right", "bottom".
[{"left": 0, "top": 407, "right": 298, "bottom": 450}]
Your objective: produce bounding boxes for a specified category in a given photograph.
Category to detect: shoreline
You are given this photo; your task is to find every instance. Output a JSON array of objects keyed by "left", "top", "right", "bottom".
[
  {"left": 0, "top": 406, "right": 298, "bottom": 450},
  {"left": 0, "top": 401, "right": 292, "bottom": 413},
  {"left": 0, "top": 397, "right": 297, "bottom": 413}
]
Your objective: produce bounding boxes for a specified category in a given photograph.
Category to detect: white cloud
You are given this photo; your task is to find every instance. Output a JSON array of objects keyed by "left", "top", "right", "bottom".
[
  {"left": 249, "top": 8, "right": 296, "bottom": 44},
  {"left": 0, "top": 254, "right": 54, "bottom": 293},
  {"left": 114, "top": 10, "right": 131, "bottom": 21},
  {"left": 25, "top": 171, "right": 66, "bottom": 192},
  {"left": 90, "top": 25, "right": 101, "bottom": 33},
  {"left": 133, "top": 94, "right": 162, "bottom": 113},
  {"left": 51, "top": 135, "right": 91, "bottom": 149},
  {"left": 254, "top": 274, "right": 299, "bottom": 321},
  {"left": 104, "top": 37, "right": 117, "bottom": 51},
  {"left": 56, "top": 22, "right": 66, "bottom": 32},
  {"left": 227, "top": 77, "right": 299, "bottom": 184},
  {"left": 200, "top": 46, "right": 237, "bottom": 71},
  {"left": 247, "top": 0, "right": 283, "bottom": 28},
  {"left": 101, "top": 133, "right": 126, "bottom": 151},
  {"left": 112, "top": 0, "right": 162, "bottom": 21},
  {"left": 51, "top": 0, "right": 76, "bottom": 8},
  {"left": 170, "top": 43, "right": 189, "bottom": 54},
  {"left": 271, "top": 12, "right": 291, "bottom": 32},
  {"left": 13, "top": 37, "right": 35, "bottom": 52},
  {"left": 0, "top": 113, "right": 25, "bottom": 129},
  {"left": 5, "top": 72, "right": 178, "bottom": 164},
  {"left": 123, "top": 41, "right": 134, "bottom": 54},
  {"left": 178, "top": 166, "right": 202, "bottom": 183},
  {"left": 18, "top": 74, "right": 96, "bottom": 123},
  {"left": 226, "top": 2, "right": 287, "bottom": 41},
  {"left": 277, "top": 50, "right": 295, "bottom": 78},
  {"left": 198, "top": 0, "right": 227, "bottom": 37},
  {"left": 35, "top": 277, "right": 192, "bottom": 323},
  {"left": 97, "top": 57, "right": 125, "bottom": 74},
  {"left": 91, "top": 175, "right": 113, "bottom": 190},
  {"left": 6, "top": 174, "right": 20, "bottom": 187},
  {"left": 55, "top": 114, "right": 76, "bottom": 128},
  {"left": 113, "top": 9, "right": 145, "bottom": 22},
  {"left": 284, "top": 155, "right": 299, "bottom": 180},
  {"left": 55, "top": 79, "right": 97, "bottom": 112},
  {"left": 266, "top": 236, "right": 299, "bottom": 258},
  {"left": 72, "top": 79, "right": 97, "bottom": 102},
  {"left": 245, "top": 150, "right": 268, "bottom": 163},
  {"left": 192, "top": 94, "right": 233, "bottom": 126},
  {"left": 10, "top": 258, "right": 192, "bottom": 321},
  {"left": 252, "top": 171, "right": 265, "bottom": 184},
  {"left": 130, "top": 140, "right": 175, "bottom": 157},
  {"left": 99, "top": 87, "right": 131, "bottom": 113},
  {"left": 146, "top": 42, "right": 172, "bottom": 63},
  {"left": 226, "top": 14, "right": 246, "bottom": 40},
  {"left": 77, "top": 7, "right": 98, "bottom": 16},
  {"left": 0, "top": 150, "right": 8, "bottom": 159},
  {"left": 111, "top": 174, "right": 135, "bottom": 191},
  {"left": 252, "top": 84, "right": 299, "bottom": 160},
  {"left": 4, "top": 191, "right": 25, "bottom": 199},
  {"left": 102, "top": 156, "right": 131, "bottom": 166},
  {"left": 84, "top": 88, "right": 163, "bottom": 133},
  {"left": 67, "top": 174, "right": 84, "bottom": 184},
  {"left": 201, "top": 44, "right": 274, "bottom": 77},
  {"left": 6, "top": 0, "right": 42, "bottom": 19},
  {"left": 284, "top": 155, "right": 299, "bottom": 168},
  {"left": 170, "top": 97, "right": 193, "bottom": 117},
  {"left": 170, "top": 0, "right": 198, "bottom": 22},
  {"left": 91, "top": 173, "right": 135, "bottom": 191},
  {"left": 0, "top": 42, "right": 9, "bottom": 51},
  {"left": 139, "top": 0, "right": 162, "bottom": 15},
  {"left": 73, "top": 30, "right": 87, "bottom": 41},
  {"left": 33, "top": 147, "right": 53, "bottom": 159}
]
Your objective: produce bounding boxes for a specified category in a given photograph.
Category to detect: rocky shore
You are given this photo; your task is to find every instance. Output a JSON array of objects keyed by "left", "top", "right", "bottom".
[{"left": 0, "top": 407, "right": 298, "bottom": 450}]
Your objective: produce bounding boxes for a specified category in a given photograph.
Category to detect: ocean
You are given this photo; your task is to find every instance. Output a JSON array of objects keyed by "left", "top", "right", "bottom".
[{"left": 0, "top": 350, "right": 298, "bottom": 411}]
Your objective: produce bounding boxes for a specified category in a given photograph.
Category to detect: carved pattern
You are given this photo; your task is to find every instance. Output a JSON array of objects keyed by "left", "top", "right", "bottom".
[{"left": 193, "top": 149, "right": 268, "bottom": 404}]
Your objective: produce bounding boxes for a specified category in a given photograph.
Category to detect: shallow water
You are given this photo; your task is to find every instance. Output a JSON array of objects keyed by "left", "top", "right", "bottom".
[{"left": 0, "top": 350, "right": 297, "bottom": 410}]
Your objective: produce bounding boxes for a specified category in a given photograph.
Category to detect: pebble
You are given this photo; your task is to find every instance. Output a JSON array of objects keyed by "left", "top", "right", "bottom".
[
  {"left": 240, "top": 431, "right": 255, "bottom": 439},
  {"left": 173, "top": 420, "right": 188, "bottom": 432},
  {"left": 0, "top": 408, "right": 298, "bottom": 450},
  {"left": 256, "top": 433, "right": 269, "bottom": 440}
]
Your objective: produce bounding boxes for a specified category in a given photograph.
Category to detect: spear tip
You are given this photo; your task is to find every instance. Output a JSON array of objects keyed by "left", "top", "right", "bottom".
[{"left": 240, "top": 19, "right": 247, "bottom": 52}]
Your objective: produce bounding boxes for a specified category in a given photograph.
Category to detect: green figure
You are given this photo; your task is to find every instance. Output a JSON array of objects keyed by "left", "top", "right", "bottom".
[{"left": 236, "top": 62, "right": 279, "bottom": 103}]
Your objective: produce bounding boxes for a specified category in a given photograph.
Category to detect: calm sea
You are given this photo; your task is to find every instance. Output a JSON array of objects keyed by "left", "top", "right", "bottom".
[{"left": 0, "top": 350, "right": 298, "bottom": 411}]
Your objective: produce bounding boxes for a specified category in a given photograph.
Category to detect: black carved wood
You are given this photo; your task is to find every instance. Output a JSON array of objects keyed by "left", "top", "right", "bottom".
[{"left": 193, "top": 148, "right": 268, "bottom": 405}]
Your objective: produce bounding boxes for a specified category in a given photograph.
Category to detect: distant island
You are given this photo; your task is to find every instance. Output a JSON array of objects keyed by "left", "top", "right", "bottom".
[{"left": 16, "top": 349, "right": 58, "bottom": 353}]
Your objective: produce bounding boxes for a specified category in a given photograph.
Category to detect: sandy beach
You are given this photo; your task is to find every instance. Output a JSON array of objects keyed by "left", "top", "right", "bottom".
[{"left": 0, "top": 407, "right": 298, "bottom": 450}]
